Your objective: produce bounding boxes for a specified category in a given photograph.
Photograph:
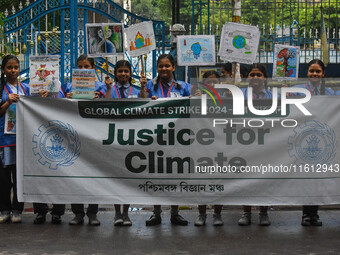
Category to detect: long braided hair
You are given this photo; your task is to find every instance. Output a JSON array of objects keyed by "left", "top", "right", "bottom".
[
  {"left": 0, "top": 55, "right": 20, "bottom": 104},
  {"left": 307, "top": 59, "right": 325, "bottom": 95},
  {"left": 154, "top": 54, "right": 180, "bottom": 91}
]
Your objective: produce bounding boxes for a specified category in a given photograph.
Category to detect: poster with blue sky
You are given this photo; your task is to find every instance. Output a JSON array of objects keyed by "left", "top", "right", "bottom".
[
  {"left": 273, "top": 44, "right": 300, "bottom": 80},
  {"left": 177, "top": 35, "right": 216, "bottom": 66}
]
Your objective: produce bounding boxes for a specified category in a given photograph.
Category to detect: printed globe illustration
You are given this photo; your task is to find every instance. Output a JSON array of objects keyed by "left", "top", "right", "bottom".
[{"left": 232, "top": 36, "right": 246, "bottom": 49}]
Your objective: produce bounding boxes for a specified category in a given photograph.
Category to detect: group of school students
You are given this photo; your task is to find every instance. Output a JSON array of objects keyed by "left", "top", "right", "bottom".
[{"left": 0, "top": 52, "right": 337, "bottom": 228}]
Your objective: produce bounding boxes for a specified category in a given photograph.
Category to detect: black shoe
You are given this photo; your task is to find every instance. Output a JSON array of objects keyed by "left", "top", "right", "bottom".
[
  {"left": 311, "top": 215, "right": 322, "bottom": 226},
  {"left": 33, "top": 214, "right": 46, "bottom": 224},
  {"left": 51, "top": 214, "right": 62, "bottom": 224},
  {"left": 170, "top": 214, "right": 188, "bottom": 226},
  {"left": 145, "top": 214, "right": 161, "bottom": 226},
  {"left": 69, "top": 214, "right": 84, "bottom": 225},
  {"left": 88, "top": 214, "right": 100, "bottom": 226},
  {"left": 301, "top": 214, "right": 312, "bottom": 226}
]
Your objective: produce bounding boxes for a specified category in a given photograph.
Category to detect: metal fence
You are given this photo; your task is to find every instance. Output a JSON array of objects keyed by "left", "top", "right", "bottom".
[
  {"left": 190, "top": 0, "right": 340, "bottom": 64},
  {"left": 2, "top": 0, "right": 165, "bottom": 83}
]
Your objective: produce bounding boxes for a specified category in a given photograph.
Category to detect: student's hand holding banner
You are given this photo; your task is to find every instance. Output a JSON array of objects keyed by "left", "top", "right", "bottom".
[
  {"left": 194, "top": 89, "right": 202, "bottom": 96},
  {"left": 38, "top": 89, "right": 49, "bottom": 97},
  {"left": 7, "top": 93, "right": 19, "bottom": 103}
]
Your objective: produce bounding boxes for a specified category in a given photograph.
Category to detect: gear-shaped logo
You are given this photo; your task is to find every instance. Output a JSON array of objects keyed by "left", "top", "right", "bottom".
[
  {"left": 288, "top": 120, "right": 337, "bottom": 165},
  {"left": 32, "top": 120, "right": 81, "bottom": 170}
]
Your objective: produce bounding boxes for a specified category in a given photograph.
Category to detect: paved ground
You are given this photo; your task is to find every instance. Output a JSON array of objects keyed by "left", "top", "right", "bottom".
[{"left": 1, "top": 207, "right": 340, "bottom": 255}]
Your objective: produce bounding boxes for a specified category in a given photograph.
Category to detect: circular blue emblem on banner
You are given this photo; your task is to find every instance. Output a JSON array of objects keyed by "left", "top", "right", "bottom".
[
  {"left": 32, "top": 120, "right": 81, "bottom": 170},
  {"left": 288, "top": 120, "right": 337, "bottom": 165}
]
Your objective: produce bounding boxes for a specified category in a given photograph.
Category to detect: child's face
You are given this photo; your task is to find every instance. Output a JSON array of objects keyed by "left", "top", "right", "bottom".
[
  {"left": 221, "top": 68, "right": 231, "bottom": 78},
  {"left": 2, "top": 59, "right": 20, "bottom": 82},
  {"left": 115, "top": 66, "right": 131, "bottom": 85},
  {"left": 248, "top": 68, "right": 265, "bottom": 90},
  {"left": 204, "top": 74, "right": 219, "bottom": 87},
  {"left": 308, "top": 63, "right": 324, "bottom": 85},
  {"left": 157, "top": 58, "right": 175, "bottom": 82},
  {"left": 221, "top": 68, "right": 232, "bottom": 83},
  {"left": 77, "top": 59, "right": 94, "bottom": 69}
]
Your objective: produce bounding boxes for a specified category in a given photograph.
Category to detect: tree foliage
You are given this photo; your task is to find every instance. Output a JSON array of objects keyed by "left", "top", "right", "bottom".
[
  {"left": 0, "top": 1, "right": 21, "bottom": 57},
  {"left": 0, "top": 0, "right": 21, "bottom": 15},
  {"left": 130, "top": 0, "right": 340, "bottom": 36},
  {"left": 131, "top": 0, "right": 193, "bottom": 26},
  {"left": 0, "top": 12, "right": 13, "bottom": 57},
  {"left": 131, "top": 0, "right": 162, "bottom": 20}
]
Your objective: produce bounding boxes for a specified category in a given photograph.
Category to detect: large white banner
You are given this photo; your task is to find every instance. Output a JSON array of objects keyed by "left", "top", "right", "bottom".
[{"left": 17, "top": 97, "right": 340, "bottom": 205}]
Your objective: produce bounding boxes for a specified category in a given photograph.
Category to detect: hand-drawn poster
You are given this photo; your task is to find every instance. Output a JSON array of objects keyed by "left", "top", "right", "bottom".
[
  {"left": 4, "top": 103, "right": 16, "bottom": 134},
  {"left": 72, "top": 69, "right": 96, "bottom": 99},
  {"left": 125, "top": 21, "right": 156, "bottom": 57},
  {"left": 86, "top": 23, "right": 124, "bottom": 57},
  {"left": 218, "top": 23, "right": 260, "bottom": 64},
  {"left": 177, "top": 35, "right": 216, "bottom": 66},
  {"left": 273, "top": 44, "right": 300, "bottom": 80},
  {"left": 29, "top": 55, "right": 61, "bottom": 96}
]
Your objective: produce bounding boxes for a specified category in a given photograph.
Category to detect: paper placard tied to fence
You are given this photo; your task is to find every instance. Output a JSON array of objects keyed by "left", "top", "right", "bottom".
[
  {"left": 71, "top": 69, "right": 96, "bottom": 99},
  {"left": 273, "top": 44, "right": 300, "bottom": 81},
  {"left": 29, "top": 55, "right": 61, "bottom": 96},
  {"left": 218, "top": 23, "right": 260, "bottom": 64},
  {"left": 177, "top": 35, "right": 216, "bottom": 66},
  {"left": 86, "top": 23, "right": 124, "bottom": 57},
  {"left": 125, "top": 21, "right": 156, "bottom": 57}
]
